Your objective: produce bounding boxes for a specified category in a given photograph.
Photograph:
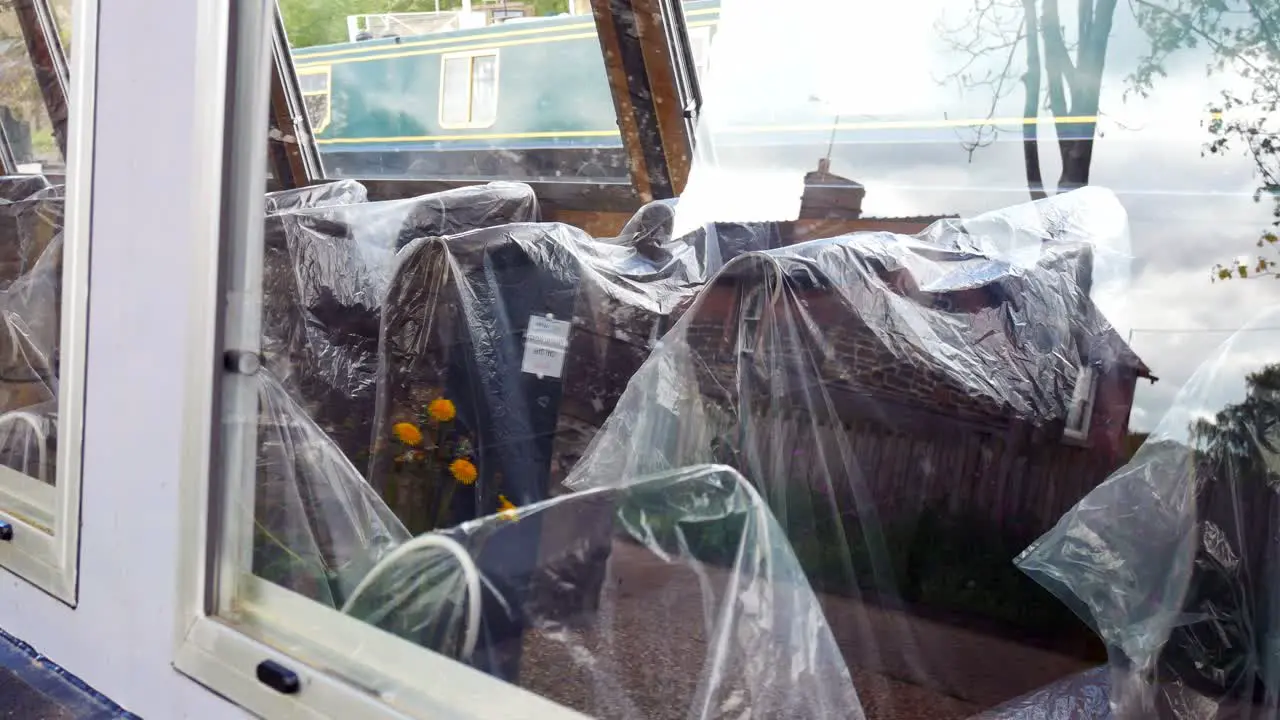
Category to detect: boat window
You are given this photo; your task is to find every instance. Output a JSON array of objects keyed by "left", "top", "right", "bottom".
[
  {"left": 0, "top": 0, "right": 86, "bottom": 605},
  {"left": 688, "top": 23, "right": 711, "bottom": 80},
  {"left": 439, "top": 50, "right": 498, "bottom": 129},
  {"left": 297, "top": 66, "right": 331, "bottom": 133},
  {"left": 278, "top": 1, "right": 628, "bottom": 182},
  {"left": 470, "top": 53, "right": 497, "bottom": 126}
]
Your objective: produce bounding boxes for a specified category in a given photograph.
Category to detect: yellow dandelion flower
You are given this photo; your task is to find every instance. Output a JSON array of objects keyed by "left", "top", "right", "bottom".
[
  {"left": 450, "top": 458, "right": 478, "bottom": 485},
  {"left": 392, "top": 422, "right": 423, "bottom": 447},
  {"left": 427, "top": 398, "right": 457, "bottom": 423},
  {"left": 497, "top": 494, "right": 519, "bottom": 521}
]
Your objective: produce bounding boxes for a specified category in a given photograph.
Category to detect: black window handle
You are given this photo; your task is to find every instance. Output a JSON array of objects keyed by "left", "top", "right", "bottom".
[{"left": 256, "top": 659, "right": 300, "bottom": 695}]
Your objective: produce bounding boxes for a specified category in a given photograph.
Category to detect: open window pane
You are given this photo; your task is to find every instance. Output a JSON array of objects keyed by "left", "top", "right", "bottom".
[
  {"left": 276, "top": 0, "right": 628, "bottom": 182},
  {"left": 0, "top": 0, "right": 82, "bottom": 604},
  {"left": 51, "top": 0, "right": 68, "bottom": 59},
  {"left": 202, "top": 0, "right": 1280, "bottom": 717}
]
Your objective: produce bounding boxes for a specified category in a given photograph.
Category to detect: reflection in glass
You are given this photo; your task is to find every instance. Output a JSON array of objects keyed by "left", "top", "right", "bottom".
[
  {"left": 469, "top": 54, "right": 497, "bottom": 127},
  {"left": 439, "top": 55, "right": 471, "bottom": 127},
  {"left": 232, "top": 0, "right": 1280, "bottom": 717},
  {"left": 0, "top": 1, "right": 69, "bottom": 530},
  {"left": 51, "top": 0, "right": 69, "bottom": 58},
  {"left": 0, "top": 172, "right": 64, "bottom": 527},
  {"left": 278, "top": 0, "right": 631, "bottom": 181},
  {"left": 0, "top": 1, "right": 63, "bottom": 169}
]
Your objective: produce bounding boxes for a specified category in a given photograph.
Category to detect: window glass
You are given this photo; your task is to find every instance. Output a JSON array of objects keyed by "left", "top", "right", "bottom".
[
  {"left": 0, "top": 0, "right": 79, "bottom": 602},
  {"left": 439, "top": 55, "right": 471, "bottom": 127},
  {"left": 52, "top": 0, "right": 69, "bottom": 58},
  {"left": 297, "top": 67, "right": 331, "bottom": 133},
  {"left": 0, "top": 3, "right": 62, "bottom": 169},
  {"left": 220, "top": 0, "right": 1280, "bottom": 717},
  {"left": 469, "top": 53, "right": 497, "bottom": 127},
  {"left": 277, "top": 0, "right": 628, "bottom": 181}
]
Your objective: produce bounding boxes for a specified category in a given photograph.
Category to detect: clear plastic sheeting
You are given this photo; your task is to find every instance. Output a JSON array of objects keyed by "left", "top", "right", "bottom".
[
  {"left": 1016, "top": 306, "right": 1280, "bottom": 719},
  {"left": 264, "top": 179, "right": 369, "bottom": 215},
  {"left": 0, "top": 399, "right": 56, "bottom": 484},
  {"left": 556, "top": 187, "right": 1144, "bottom": 714},
  {"left": 342, "top": 464, "right": 864, "bottom": 720},
  {"left": 604, "top": 197, "right": 783, "bottom": 268},
  {"left": 0, "top": 175, "right": 52, "bottom": 204},
  {"left": 954, "top": 188, "right": 1134, "bottom": 343},
  {"left": 0, "top": 197, "right": 62, "bottom": 484},
  {"left": 973, "top": 667, "right": 1111, "bottom": 719},
  {"left": 252, "top": 371, "right": 410, "bottom": 608},
  {"left": 369, "top": 219, "right": 720, "bottom": 535},
  {"left": 260, "top": 181, "right": 540, "bottom": 469}
]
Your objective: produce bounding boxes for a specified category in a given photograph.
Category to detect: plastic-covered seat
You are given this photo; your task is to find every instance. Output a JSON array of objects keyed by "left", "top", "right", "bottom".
[
  {"left": 264, "top": 179, "right": 367, "bottom": 214},
  {"left": 260, "top": 181, "right": 540, "bottom": 471},
  {"left": 602, "top": 196, "right": 781, "bottom": 270},
  {"left": 341, "top": 464, "right": 863, "bottom": 720},
  {"left": 369, "top": 220, "right": 714, "bottom": 535},
  {"left": 1017, "top": 306, "right": 1280, "bottom": 718},
  {"left": 0, "top": 197, "right": 62, "bottom": 291},
  {"left": 251, "top": 371, "right": 410, "bottom": 607},
  {"left": 561, "top": 188, "right": 1145, "bottom": 711},
  {"left": 0, "top": 198, "right": 63, "bottom": 480},
  {"left": 0, "top": 175, "right": 52, "bottom": 204},
  {"left": 0, "top": 400, "right": 56, "bottom": 483},
  {"left": 972, "top": 667, "right": 1111, "bottom": 719}
]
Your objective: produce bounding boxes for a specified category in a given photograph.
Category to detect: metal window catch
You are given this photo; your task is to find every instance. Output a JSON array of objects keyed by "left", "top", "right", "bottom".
[
  {"left": 255, "top": 659, "right": 300, "bottom": 695},
  {"left": 223, "top": 350, "right": 261, "bottom": 376}
]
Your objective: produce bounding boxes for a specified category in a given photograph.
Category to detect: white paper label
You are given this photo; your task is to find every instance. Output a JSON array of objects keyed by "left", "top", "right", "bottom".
[{"left": 521, "top": 314, "right": 572, "bottom": 379}]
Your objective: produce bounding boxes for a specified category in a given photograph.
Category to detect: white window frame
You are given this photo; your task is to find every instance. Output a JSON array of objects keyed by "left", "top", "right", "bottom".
[
  {"left": 0, "top": 0, "right": 97, "bottom": 604},
  {"left": 437, "top": 49, "right": 500, "bottom": 130},
  {"left": 1063, "top": 364, "right": 1098, "bottom": 444},
  {"left": 174, "top": 2, "right": 588, "bottom": 717}
]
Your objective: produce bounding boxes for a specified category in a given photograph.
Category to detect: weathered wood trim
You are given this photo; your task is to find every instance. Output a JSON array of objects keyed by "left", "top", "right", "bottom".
[
  {"left": 266, "top": 3, "right": 323, "bottom": 189},
  {"left": 630, "top": 0, "right": 691, "bottom": 194},
  {"left": 589, "top": 0, "right": 654, "bottom": 201},
  {"left": 362, "top": 177, "right": 644, "bottom": 215}
]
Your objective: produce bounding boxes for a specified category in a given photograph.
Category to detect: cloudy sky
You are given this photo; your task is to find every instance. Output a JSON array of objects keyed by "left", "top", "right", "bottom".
[{"left": 690, "top": 0, "right": 1280, "bottom": 433}]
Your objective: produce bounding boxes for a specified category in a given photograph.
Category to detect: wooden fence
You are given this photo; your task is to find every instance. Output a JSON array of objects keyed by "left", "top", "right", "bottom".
[{"left": 669, "top": 405, "right": 1122, "bottom": 538}]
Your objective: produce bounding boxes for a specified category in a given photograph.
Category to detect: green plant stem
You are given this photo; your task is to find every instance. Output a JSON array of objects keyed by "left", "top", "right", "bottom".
[{"left": 436, "top": 482, "right": 458, "bottom": 530}]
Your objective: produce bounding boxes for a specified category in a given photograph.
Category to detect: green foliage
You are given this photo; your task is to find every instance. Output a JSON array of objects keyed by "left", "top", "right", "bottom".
[
  {"left": 533, "top": 0, "right": 570, "bottom": 15},
  {"left": 1122, "top": 0, "right": 1280, "bottom": 280},
  {"left": 639, "top": 478, "right": 1088, "bottom": 641},
  {"left": 943, "top": 0, "right": 1280, "bottom": 279},
  {"left": 1191, "top": 362, "right": 1280, "bottom": 476},
  {"left": 280, "top": 0, "right": 571, "bottom": 48},
  {"left": 892, "top": 505, "right": 1082, "bottom": 635}
]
